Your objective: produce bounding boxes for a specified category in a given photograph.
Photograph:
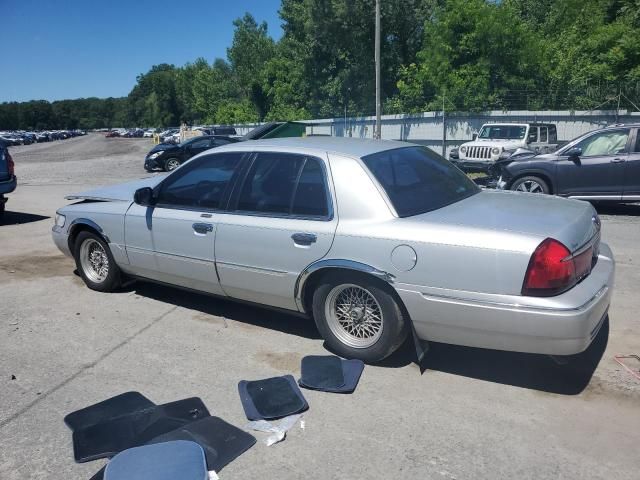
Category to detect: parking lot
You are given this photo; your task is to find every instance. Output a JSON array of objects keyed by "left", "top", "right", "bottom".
[{"left": 1, "top": 133, "right": 639, "bottom": 479}]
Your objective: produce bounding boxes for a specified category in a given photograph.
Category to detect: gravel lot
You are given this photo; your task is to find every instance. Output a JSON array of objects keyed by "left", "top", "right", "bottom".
[{"left": 1, "top": 134, "right": 639, "bottom": 479}]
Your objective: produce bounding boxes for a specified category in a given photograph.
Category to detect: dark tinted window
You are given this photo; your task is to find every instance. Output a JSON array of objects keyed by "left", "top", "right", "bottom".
[
  {"left": 634, "top": 131, "right": 640, "bottom": 153},
  {"left": 156, "top": 152, "right": 243, "bottom": 209},
  {"left": 292, "top": 158, "right": 329, "bottom": 217},
  {"left": 188, "top": 138, "right": 211, "bottom": 149},
  {"left": 237, "top": 152, "right": 305, "bottom": 214},
  {"left": 213, "top": 138, "right": 233, "bottom": 147},
  {"left": 362, "top": 147, "right": 479, "bottom": 217}
]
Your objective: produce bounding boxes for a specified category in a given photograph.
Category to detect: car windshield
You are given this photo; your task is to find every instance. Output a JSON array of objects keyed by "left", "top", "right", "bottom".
[
  {"left": 478, "top": 125, "right": 527, "bottom": 140},
  {"left": 361, "top": 146, "right": 480, "bottom": 217}
]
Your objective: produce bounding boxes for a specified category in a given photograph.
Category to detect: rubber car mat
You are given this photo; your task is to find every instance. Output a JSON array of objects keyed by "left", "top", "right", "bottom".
[
  {"left": 238, "top": 375, "right": 308, "bottom": 421},
  {"left": 299, "top": 355, "right": 345, "bottom": 390},
  {"left": 104, "top": 440, "right": 207, "bottom": 480},
  {"left": 299, "top": 357, "right": 364, "bottom": 394},
  {"left": 90, "top": 417, "right": 257, "bottom": 480},
  {"left": 64, "top": 392, "right": 156, "bottom": 432},
  {"left": 72, "top": 397, "right": 210, "bottom": 463}
]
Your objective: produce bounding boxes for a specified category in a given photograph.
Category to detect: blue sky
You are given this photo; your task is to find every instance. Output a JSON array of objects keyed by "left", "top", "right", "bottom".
[{"left": 0, "top": 0, "right": 282, "bottom": 102}]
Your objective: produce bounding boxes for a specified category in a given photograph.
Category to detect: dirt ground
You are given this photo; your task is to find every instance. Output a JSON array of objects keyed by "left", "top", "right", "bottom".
[{"left": 1, "top": 134, "right": 639, "bottom": 479}]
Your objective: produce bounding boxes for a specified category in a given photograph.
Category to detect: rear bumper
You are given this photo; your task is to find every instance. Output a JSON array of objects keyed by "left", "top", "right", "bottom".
[
  {"left": 0, "top": 175, "right": 17, "bottom": 195},
  {"left": 396, "top": 242, "right": 615, "bottom": 356}
]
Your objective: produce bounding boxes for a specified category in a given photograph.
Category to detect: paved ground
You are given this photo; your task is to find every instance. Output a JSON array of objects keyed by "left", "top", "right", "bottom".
[{"left": 1, "top": 134, "right": 639, "bottom": 479}]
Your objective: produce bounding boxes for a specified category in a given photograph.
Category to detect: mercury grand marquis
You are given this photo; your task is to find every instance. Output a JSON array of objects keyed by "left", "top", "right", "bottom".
[{"left": 52, "top": 137, "right": 614, "bottom": 362}]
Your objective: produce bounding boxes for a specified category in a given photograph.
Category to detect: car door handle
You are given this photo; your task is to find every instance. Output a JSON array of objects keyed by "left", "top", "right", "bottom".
[
  {"left": 611, "top": 158, "right": 626, "bottom": 163},
  {"left": 291, "top": 233, "right": 317, "bottom": 246},
  {"left": 192, "top": 223, "right": 213, "bottom": 235}
]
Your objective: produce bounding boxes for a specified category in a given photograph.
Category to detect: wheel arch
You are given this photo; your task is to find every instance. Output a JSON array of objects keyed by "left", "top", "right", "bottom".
[
  {"left": 508, "top": 170, "right": 554, "bottom": 194},
  {"left": 295, "top": 259, "right": 409, "bottom": 317},
  {"left": 67, "top": 218, "right": 110, "bottom": 253}
]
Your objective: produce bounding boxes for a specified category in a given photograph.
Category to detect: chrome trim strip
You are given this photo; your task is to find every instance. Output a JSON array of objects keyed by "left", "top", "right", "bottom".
[
  {"left": 621, "top": 195, "right": 640, "bottom": 201},
  {"left": 216, "top": 261, "right": 288, "bottom": 275},
  {"left": 418, "top": 286, "right": 607, "bottom": 313},
  {"left": 294, "top": 259, "right": 396, "bottom": 313},
  {"left": 568, "top": 195, "right": 621, "bottom": 200}
]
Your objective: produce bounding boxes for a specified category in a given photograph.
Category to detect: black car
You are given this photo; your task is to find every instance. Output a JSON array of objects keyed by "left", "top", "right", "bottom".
[
  {"left": 144, "top": 135, "right": 239, "bottom": 172},
  {"left": 492, "top": 124, "right": 640, "bottom": 202}
]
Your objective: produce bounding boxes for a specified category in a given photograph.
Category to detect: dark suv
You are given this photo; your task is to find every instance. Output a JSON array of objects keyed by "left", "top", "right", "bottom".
[
  {"left": 493, "top": 124, "right": 640, "bottom": 202},
  {"left": 144, "top": 135, "right": 239, "bottom": 172}
]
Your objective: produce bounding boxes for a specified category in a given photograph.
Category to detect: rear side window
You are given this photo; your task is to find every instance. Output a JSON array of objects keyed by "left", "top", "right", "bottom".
[
  {"left": 362, "top": 147, "right": 479, "bottom": 217},
  {"left": 156, "top": 152, "right": 244, "bottom": 209},
  {"left": 235, "top": 152, "right": 330, "bottom": 218}
]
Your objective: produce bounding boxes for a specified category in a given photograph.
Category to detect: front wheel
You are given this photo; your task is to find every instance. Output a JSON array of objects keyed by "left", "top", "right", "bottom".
[
  {"left": 312, "top": 272, "right": 408, "bottom": 363},
  {"left": 510, "top": 176, "right": 550, "bottom": 194},
  {"left": 164, "top": 157, "right": 181, "bottom": 172},
  {"left": 74, "top": 231, "right": 121, "bottom": 292}
]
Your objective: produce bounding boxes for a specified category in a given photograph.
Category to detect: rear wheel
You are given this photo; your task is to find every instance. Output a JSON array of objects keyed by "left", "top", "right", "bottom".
[
  {"left": 164, "top": 157, "right": 180, "bottom": 172},
  {"left": 312, "top": 272, "right": 408, "bottom": 362},
  {"left": 74, "top": 231, "right": 121, "bottom": 292},
  {"left": 510, "top": 175, "right": 550, "bottom": 194}
]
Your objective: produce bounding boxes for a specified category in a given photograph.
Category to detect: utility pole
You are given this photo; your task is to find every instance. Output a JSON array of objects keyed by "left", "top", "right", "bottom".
[
  {"left": 374, "top": 0, "right": 381, "bottom": 139},
  {"left": 442, "top": 92, "right": 446, "bottom": 158}
]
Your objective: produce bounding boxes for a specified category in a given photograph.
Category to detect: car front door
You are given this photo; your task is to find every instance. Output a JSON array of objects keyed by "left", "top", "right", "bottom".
[
  {"left": 555, "top": 128, "right": 630, "bottom": 198},
  {"left": 215, "top": 150, "right": 338, "bottom": 311},
  {"left": 124, "top": 151, "right": 246, "bottom": 294},
  {"left": 623, "top": 128, "right": 640, "bottom": 199}
]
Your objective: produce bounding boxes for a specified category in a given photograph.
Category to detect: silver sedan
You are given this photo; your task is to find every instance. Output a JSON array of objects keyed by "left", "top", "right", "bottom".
[{"left": 52, "top": 137, "right": 614, "bottom": 362}]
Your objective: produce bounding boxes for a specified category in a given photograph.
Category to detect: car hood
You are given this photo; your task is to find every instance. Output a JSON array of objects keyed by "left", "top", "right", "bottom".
[
  {"left": 409, "top": 190, "right": 599, "bottom": 253},
  {"left": 65, "top": 176, "right": 163, "bottom": 202},
  {"left": 149, "top": 143, "right": 178, "bottom": 154}
]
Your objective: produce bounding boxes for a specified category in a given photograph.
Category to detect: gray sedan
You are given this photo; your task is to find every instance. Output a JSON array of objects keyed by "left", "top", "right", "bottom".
[{"left": 52, "top": 137, "right": 614, "bottom": 362}]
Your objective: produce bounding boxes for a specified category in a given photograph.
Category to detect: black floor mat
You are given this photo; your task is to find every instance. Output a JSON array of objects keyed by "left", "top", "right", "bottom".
[
  {"left": 73, "top": 397, "right": 210, "bottom": 463},
  {"left": 90, "top": 417, "right": 257, "bottom": 480},
  {"left": 238, "top": 375, "right": 308, "bottom": 420},
  {"left": 103, "top": 440, "right": 207, "bottom": 480},
  {"left": 64, "top": 392, "right": 155, "bottom": 432},
  {"left": 299, "top": 355, "right": 345, "bottom": 390},
  {"left": 299, "top": 356, "right": 364, "bottom": 393}
]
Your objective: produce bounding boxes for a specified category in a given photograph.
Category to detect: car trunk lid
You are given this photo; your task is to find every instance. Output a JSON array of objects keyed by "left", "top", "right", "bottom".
[{"left": 412, "top": 189, "right": 600, "bottom": 254}]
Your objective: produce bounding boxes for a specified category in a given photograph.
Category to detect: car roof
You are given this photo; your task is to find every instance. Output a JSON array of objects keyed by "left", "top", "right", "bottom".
[{"left": 219, "top": 136, "right": 415, "bottom": 158}]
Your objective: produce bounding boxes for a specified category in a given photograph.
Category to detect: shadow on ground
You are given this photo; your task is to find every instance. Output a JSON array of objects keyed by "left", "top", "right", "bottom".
[
  {"left": 594, "top": 203, "right": 640, "bottom": 217},
  {"left": 127, "top": 279, "right": 607, "bottom": 395},
  {"left": 130, "top": 282, "right": 322, "bottom": 340},
  {"left": 0, "top": 211, "right": 50, "bottom": 226},
  {"left": 409, "top": 319, "right": 608, "bottom": 395}
]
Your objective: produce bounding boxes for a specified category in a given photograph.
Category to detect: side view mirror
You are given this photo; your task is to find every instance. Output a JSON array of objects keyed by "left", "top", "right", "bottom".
[
  {"left": 472, "top": 133, "right": 477, "bottom": 141},
  {"left": 134, "top": 187, "right": 156, "bottom": 207},
  {"left": 566, "top": 147, "right": 582, "bottom": 161}
]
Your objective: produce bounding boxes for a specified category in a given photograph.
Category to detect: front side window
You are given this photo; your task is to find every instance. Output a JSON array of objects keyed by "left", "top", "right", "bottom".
[
  {"left": 235, "top": 152, "right": 330, "bottom": 218},
  {"left": 573, "top": 129, "right": 629, "bottom": 156},
  {"left": 362, "top": 147, "right": 479, "bottom": 217},
  {"left": 156, "top": 152, "right": 243, "bottom": 209}
]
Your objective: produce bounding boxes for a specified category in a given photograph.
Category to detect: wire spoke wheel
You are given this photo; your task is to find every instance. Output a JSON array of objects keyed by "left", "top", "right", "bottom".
[
  {"left": 516, "top": 180, "right": 543, "bottom": 193},
  {"left": 325, "top": 284, "right": 384, "bottom": 348},
  {"left": 79, "top": 238, "right": 109, "bottom": 283}
]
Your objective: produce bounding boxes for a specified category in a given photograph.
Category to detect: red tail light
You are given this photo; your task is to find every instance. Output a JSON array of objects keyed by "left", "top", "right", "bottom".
[
  {"left": 522, "top": 238, "right": 577, "bottom": 297},
  {"left": 6, "top": 151, "right": 14, "bottom": 176}
]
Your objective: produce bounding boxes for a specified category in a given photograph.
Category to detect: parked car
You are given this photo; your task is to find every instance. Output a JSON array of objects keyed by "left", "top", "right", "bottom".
[
  {"left": 450, "top": 123, "right": 559, "bottom": 173},
  {"left": 0, "top": 141, "right": 16, "bottom": 216},
  {"left": 105, "top": 130, "right": 120, "bottom": 138},
  {"left": 143, "top": 129, "right": 156, "bottom": 138},
  {"left": 52, "top": 138, "right": 613, "bottom": 363},
  {"left": 159, "top": 129, "right": 179, "bottom": 143},
  {"left": 144, "top": 135, "right": 239, "bottom": 171},
  {"left": 491, "top": 123, "right": 640, "bottom": 202}
]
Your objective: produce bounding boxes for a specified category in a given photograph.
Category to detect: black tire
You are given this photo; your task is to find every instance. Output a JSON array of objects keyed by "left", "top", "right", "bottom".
[
  {"left": 312, "top": 272, "right": 408, "bottom": 363},
  {"left": 73, "top": 231, "right": 121, "bottom": 292},
  {"left": 510, "top": 175, "right": 550, "bottom": 194},
  {"left": 164, "top": 157, "right": 181, "bottom": 172}
]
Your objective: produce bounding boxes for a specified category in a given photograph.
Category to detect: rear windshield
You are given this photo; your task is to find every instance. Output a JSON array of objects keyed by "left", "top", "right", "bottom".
[{"left": 362, "top": 146, "right": 479, "bottom": 217}]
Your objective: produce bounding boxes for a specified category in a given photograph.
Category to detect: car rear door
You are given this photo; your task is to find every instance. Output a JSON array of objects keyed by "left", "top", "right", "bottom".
[
  {"left": 183, "top": 137, "right": 213, "bottom": 162},
  {"left": 622, "top": 128, "right": 640, "bottom": 199},
  {"left": 214, "top": 150, "right": 337, "bottom": 311},
  {"left": 556, "top": 128, "right": 630, "bottom": 198},
  {"left": 124, "top": 151, "right": 246, "bottom": 294}
]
